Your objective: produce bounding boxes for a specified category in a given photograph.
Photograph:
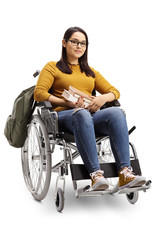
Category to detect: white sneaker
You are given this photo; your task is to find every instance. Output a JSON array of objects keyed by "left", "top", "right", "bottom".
[{"left": 90, "top": 170, "right": 109, "bottom": 190}]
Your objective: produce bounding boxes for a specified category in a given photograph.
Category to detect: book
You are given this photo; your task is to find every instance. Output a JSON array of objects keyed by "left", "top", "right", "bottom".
[
  {"left": 62, "top": 86, "right": 92, "bottom": 108},
  {"left": 68, "top": 86, "right": 92, "bottom": 103}
]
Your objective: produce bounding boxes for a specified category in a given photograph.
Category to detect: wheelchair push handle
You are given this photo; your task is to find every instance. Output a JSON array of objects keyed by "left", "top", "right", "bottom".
[
  {"left": 33, "top": 70, "right": 40, "bottom": 78},
  {"left": 128, "top": 126, "right": 136, "bottom": 135}
]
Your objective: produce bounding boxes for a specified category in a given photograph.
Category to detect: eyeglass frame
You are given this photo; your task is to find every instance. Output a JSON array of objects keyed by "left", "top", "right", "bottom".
[{"left": 65, "top": 39, "right": 88, "bottom": 48}]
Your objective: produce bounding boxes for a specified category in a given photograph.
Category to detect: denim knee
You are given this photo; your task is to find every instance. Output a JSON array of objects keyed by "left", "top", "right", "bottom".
[
  {"left": 110, "top": 107, "right": 125, "bottom": 116},
  {"left": 107, "top": 107, "right": 126, "bottom": 123},
  {"left": 72, "top": 108, "right": 93, "bottom": 127}
]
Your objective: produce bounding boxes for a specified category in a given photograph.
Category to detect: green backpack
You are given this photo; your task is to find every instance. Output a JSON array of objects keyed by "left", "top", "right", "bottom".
[{"left": 4, "top": 86, "right": 36, "bottom": 148}]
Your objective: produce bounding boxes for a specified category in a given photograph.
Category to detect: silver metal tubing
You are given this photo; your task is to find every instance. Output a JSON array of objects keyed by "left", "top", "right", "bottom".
[
  {"left": 96, "top": 136, "right": 108, "bottom": 145},
  {"left": 72, "top": 151, "right": 80, "bottom": 161},
  {"left": 129, "top": 142, "right": 138, "bottom": 160},
  {"left": 52, "top": 161, "right": 65, "bottom": 172},
  {"left": 67, "top": 142, "right": 77, "bottom": 151}
]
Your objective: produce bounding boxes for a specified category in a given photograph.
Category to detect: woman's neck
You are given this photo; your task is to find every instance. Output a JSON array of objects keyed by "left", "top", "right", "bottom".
[
  {"left": 68, "top": 62, "right": 79, "bottom": 66},
  {"left": 67, "top": 57, "right": 79, "bottom": 65}
]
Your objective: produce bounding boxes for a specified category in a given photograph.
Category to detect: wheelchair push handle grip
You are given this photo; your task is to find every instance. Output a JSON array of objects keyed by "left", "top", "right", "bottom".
[
  {"left": 33, "top": 70, "right": 40, "bottom": 78},
  {"left": 128, "top": 126, "right": 136, "bottom": 135}
]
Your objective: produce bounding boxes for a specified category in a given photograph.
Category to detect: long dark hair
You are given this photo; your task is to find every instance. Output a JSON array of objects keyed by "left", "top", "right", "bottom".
[{"left": 56, "top": 27, "right": 95, "bottom": 78}]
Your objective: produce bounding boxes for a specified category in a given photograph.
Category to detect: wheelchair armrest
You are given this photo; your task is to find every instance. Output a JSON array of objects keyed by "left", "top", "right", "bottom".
[
  {"left": 36, "top": 101, "right": 53, "bottom": 110},
  {"left": 100, "top": 100, "right": 121, "bottom": 110},
  {"left": 36, "top": 101, "right": 59, "bottom": 136}
]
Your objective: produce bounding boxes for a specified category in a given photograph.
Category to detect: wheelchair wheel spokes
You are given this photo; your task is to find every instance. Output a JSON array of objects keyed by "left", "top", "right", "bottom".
[
  {"left": 28, "top": 125, "right": 43, "bottom": 193},
  {"left": 98, "top": 137, "right": 115, "bottom": 163},
  {"left": 21, "top": 115, "right": 51, "bottom": 201},
  {"left": 98, "top": 137, "right": 118, "bottom": 187}
]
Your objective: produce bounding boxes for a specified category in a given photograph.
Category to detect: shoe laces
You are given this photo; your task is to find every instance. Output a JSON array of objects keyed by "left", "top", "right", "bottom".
[
  {"left": 120, "top": 167, "right": 135, "bottom": 180},
  {"left": 90, "top": 170, "right": 104, "bottom": 181}
]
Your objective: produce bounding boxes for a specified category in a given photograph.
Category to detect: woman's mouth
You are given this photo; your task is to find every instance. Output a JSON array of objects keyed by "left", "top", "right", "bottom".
[{"left": 75, "top": 50, "right": 82, "bottom": 54}]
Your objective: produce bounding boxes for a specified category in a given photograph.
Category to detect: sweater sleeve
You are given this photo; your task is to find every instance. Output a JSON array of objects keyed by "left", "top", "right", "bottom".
[
  {"left": 93, "top": 69, "right": 120, "bottom": 100},
  {"left": 34, "top": 62, "right": 56, "bottom": 102}
]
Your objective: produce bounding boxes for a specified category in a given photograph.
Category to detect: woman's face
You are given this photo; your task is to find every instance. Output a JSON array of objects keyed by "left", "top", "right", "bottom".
[{"left": 62, "top": 31, "right": 87, "bottom": 64}]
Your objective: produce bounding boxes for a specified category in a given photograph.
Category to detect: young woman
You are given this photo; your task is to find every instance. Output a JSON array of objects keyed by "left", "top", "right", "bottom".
[{"left": 34, "top": 26, "right": 146, "bottom": 190}]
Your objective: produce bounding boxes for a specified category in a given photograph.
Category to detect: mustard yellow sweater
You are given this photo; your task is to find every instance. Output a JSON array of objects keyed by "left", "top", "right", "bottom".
[{"left": 34, "top": 61, "right": 120, "bottom": 112}]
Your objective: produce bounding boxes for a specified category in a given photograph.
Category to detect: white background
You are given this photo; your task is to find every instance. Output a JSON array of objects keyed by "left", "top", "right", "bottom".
[{"left": 0, "top": 0, "right": 159, "bottom": 239}]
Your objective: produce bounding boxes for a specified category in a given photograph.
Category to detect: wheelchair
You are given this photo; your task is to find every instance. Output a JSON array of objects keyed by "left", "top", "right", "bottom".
[{"left": 21, "top": 89, "right": 151, "bottom": 212}]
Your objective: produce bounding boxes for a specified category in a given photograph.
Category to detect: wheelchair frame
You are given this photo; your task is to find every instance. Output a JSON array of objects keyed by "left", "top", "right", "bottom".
[{"left": 21, "top": 100, "right": 151, "bottom": 212}]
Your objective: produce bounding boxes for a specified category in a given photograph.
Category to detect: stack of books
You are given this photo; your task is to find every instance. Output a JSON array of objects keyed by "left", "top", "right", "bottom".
[{"left": 62, "top": 86, "right": 92, "bottom": 108}]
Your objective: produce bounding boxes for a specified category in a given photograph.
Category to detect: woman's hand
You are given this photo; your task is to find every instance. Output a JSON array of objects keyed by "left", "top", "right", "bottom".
[
  {"left": 67, "top": 96, "right": 85, "bottom": 108},
  {"left": 87, "top": 93, "right": 115, "bottom": 113},
  {"left": 86, "top": 95, "right": 106, "bottom": 112}
]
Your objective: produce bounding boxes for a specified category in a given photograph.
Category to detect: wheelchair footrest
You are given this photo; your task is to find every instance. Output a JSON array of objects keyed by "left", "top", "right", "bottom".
[
  {"left": 118, "top": 181, "right": 151, "bottom": 194},
  {"left": 75, "top": 185, "right": 110, "bottom": 198},
  {"left": 75, "top": 180, "right": 151, "bottom": 198}
]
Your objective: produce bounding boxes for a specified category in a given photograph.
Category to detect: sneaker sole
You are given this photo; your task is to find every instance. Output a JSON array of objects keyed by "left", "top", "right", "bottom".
[
  {"left": 119, "top": 176, "right": 146, "bottom": 189},
  {"left": 92, "top": 180, "right": 109, "bottom": 191}
]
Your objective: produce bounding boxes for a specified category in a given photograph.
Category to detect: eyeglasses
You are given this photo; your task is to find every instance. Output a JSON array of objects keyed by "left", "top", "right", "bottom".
[{"left": 65, "top": 39, "right": 88, "bottom": 48}]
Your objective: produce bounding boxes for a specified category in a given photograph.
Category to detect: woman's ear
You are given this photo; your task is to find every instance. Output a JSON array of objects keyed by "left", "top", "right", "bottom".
[{"left": 62, "top": 39, "right": 66, "bottom": 48}]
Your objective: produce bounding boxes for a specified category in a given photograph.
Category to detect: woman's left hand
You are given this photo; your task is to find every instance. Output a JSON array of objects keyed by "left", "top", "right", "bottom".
[
  {"left": 87, "top": 95, "right": 107, "bottom": 112},
  {"left": 87, "top": 93, "right": 115, "bottom": 113}
]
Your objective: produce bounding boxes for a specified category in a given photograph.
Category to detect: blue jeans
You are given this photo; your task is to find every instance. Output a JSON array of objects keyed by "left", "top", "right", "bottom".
[{"left": 58, "top": 107, "right": 130, "bottom": 174}]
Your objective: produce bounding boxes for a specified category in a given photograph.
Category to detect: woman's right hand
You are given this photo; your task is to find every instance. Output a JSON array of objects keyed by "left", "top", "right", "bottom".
[{"left": 66, "top": 96, "right": 85, "bottom": 108}]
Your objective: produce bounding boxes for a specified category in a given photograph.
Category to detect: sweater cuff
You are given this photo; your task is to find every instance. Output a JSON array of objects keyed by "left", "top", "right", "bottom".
[{"left": 110, "top": 90, "right": 120, "bottom": 100}]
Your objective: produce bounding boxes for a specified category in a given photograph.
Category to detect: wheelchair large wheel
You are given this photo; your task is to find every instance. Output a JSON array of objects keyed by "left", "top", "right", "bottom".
[{"left": 21, "top": 115, "right": 52, "bottom": 201}]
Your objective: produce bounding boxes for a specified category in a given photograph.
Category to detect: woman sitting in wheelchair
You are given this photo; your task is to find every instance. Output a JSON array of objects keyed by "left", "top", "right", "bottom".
[{"left": 34, "top": 27, "right": 146, "bottom": 191}]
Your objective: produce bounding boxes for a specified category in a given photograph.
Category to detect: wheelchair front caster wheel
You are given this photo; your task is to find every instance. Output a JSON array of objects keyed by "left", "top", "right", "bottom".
[
  {"left": 55, "top": 188, "right": 64, "bottom": 212},
  {"left": 126, "top": 191, "right": 139, "bottom": 204}
]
